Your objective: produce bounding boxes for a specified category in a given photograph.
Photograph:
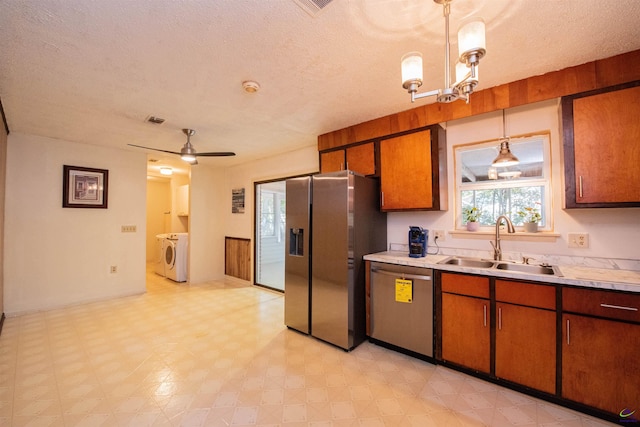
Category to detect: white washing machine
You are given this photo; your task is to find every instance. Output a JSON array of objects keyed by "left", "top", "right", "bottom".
[
  {"left": 163, "top": 233, "right": 188, "bottom": 282},
  {"left": 154, "top": 233, "right": 169, "bottom": 276}
]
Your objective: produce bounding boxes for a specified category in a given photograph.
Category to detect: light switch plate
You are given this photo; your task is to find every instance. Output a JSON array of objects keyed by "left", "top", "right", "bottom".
[{"left": 121, "top": 225, "right": 137, "bottom": 233}]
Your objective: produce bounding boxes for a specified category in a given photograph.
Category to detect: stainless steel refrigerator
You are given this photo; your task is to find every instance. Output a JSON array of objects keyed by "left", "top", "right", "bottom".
[{"left": 284, "top": 170, "right": 387, "bottom": 350}]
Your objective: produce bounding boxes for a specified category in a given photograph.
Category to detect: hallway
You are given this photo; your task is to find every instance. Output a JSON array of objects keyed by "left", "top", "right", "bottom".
[{"left": 0, "top": 271, "right": 614, "bottom": 426}]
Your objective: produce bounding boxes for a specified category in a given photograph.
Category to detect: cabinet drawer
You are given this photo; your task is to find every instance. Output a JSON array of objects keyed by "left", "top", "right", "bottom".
[
  {"left": 563, "top": 287, "right": 640, "bottom": 323},
  {"left": 496, "top": 280, "right": 556, "bottom": 310},
  {"left": 441, "top": 272, "right": 489, "bottom": 299}
]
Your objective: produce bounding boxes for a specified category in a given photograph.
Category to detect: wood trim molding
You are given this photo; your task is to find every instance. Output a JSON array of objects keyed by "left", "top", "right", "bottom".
[
  {"left": 318, "top": 49, "right": 640, "bottom": 151},
  {"left": 0, "top": 96, "right": 9, "bottom": 135}
]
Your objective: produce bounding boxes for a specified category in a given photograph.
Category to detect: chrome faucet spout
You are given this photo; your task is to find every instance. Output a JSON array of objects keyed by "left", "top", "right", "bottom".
[{"left": 493, "top": 215, "right": 515, "bottom": 261}]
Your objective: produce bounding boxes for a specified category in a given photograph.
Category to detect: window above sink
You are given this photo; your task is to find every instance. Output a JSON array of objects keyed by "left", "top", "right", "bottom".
[{"left": 454, "top": 132, "right": 553, "bottom": 232}]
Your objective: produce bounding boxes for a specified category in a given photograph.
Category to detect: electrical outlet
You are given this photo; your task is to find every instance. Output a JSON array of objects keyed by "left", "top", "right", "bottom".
[
  {"left": 433, "top": 230, "right": 445, "bottom": 242},
  {"left": 568, "top": 233, "right": 589, "bottom": 248},
  {"left": 121, "top": 225, "right": 137, "bottom": 233},
  {"left": 110, "top": 265, "right": 117, "bottom": 274}
]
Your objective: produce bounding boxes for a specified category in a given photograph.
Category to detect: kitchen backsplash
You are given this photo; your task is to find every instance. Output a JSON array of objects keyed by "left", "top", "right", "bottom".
[{"left": 387, "top": 243, "right": 640, "bottom": 272}]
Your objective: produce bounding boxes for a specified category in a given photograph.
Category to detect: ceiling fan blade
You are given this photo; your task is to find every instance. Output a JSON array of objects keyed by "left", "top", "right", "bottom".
[
  {"left": 195, "top": 151, "right": 236, "bottom": 157},
  {"left": 127, "top": 144, "right": 181, "bottom": 155}
]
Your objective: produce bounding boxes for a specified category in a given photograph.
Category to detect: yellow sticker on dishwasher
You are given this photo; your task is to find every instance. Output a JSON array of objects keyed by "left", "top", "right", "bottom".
[{"left": 395, "top": 278, "right": 413, "bottom": 303}]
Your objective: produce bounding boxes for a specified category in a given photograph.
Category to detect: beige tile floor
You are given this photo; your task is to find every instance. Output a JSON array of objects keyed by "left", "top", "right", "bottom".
[{"left": 0, "top": 269, "right": 617, "bottom": 426}]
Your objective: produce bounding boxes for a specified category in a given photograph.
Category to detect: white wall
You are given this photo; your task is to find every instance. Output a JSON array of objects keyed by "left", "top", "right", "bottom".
[
  {"left": 145, "top": 178, "right": 171, "bottom": 261},
  {"left": 4, "top": 133, "right": 147, "bottom": 315},
  {"left": 387, "top": 99, "right": 640, "bottom": 262},
  {"left": 188, "top": 165, "right": 226, "bottom": 283}
]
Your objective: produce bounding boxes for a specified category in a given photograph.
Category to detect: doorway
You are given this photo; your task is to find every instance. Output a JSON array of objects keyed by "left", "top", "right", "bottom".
[{"left": 254, "top": 180, "right": 286, "bottom": 291}]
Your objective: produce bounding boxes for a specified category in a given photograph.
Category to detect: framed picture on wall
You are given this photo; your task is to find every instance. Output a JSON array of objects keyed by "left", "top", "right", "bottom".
[
  {"left": 232, "top": 188, "right": 245, "bottom": 213},
  {"left": 62, "top": 165, "right": 109, "bottom": 208}
]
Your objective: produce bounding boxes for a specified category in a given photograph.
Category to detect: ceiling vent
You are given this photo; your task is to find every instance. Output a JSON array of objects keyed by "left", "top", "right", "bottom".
[
  {"left": 292, "top": 0, "right": 334, "bottom": 17},
  {"left": 146, "top": 115, "right": 165, "bottom": 125}
]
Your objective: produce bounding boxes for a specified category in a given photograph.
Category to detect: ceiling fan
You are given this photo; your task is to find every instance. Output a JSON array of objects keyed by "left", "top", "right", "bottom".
[{"left": 128, "top": 128, "right": 235, "bottom": 164}]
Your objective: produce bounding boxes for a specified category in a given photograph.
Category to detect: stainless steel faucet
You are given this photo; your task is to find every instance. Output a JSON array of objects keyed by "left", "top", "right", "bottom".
[{"left": 491, "top": 215, "right": 515, "bottom": 260}]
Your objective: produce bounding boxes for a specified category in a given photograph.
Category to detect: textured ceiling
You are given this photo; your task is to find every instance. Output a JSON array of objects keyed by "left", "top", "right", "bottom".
[{"left": 1, "top": 0, "right": 640, "bottom": 173}]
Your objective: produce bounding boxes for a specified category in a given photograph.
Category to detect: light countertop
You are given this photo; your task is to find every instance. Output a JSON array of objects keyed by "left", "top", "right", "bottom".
[{"left": 364, "top": 251, "right": 640, "bottom": 293}]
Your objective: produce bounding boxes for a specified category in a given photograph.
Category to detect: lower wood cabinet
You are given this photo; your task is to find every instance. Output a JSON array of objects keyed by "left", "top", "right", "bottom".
[
  {"left": 495, "top": 280, "right": 556, "bottom": 394},
  {"left": 434, "top": 271, "right": 640, "bottom": 423},
  {"left": 562, "top": 287, "right": 640, "bottom": 415},
  {"left": 440, "top": 273, "right": 490, "bottom": 373}
]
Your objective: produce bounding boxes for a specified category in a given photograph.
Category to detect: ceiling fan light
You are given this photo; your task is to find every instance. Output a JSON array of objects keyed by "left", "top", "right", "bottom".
[
  {"left": 492, "top": 140, "right": 520, "bottom": 167},
  {"left": 181, "top": 153, "right": 196, "bottom": 162}
]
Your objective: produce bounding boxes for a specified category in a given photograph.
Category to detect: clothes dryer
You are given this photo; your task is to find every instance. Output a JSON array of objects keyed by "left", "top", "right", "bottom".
[{"left": 163, "top": 233, "right": 188, "bottom": 282}]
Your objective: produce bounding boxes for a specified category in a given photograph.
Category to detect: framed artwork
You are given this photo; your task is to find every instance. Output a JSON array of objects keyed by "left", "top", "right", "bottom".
[
  {"left": 232, "top": 188, "right": 245, "bottom": 213},
  {"left": 62, "top": 165, "right": 109, "bottom": 208}
]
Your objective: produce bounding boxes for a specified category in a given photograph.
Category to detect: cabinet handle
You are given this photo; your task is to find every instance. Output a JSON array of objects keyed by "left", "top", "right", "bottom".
[
  {"left": 483, "top": 304, "right": 487, "bottom": 327},
  {"left": 578, "top": 176, "right": 583, "bottom": 198},
  {"left": 498, "top": 307, "right": 502, "bottom": 330},
  {"left": 381, "top": 192, "right": 384, "bottom": 207},
  {"left": 566, "top": 319, "right": 570, "bottom": 345},
  {"left": 600, "top": 303, "right": 638, "bottom": 312}
]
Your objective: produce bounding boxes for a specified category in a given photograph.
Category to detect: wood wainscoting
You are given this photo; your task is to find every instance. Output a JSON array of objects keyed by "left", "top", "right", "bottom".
[{"left": 225, "top": 237, "right": 251, "bottom": 281}]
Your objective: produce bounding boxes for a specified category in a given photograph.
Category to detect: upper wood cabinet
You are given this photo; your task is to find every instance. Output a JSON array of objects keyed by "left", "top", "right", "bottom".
[
  {"left": 380, "top": 125, "right": 446, "bottom": 211},
  {"left": 561, "top": 81, "right": 640, "bottom": 208},
  {"left": 319, "top": 142, "right": 375, "bottom": 176}
]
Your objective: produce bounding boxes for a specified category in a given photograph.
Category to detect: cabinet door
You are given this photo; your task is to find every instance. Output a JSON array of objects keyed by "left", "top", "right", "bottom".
[
  {"left": 495, "top": 303, "right": 556, "bottom": 394},
  {"left": 562, "top": 82, "right": 640, "bottom": 207},
  {"left": 380, "top": 129, "right": 433, "bottom": 210},
  {"left": 562, "top": 314, "right": 640, "bottom": 414},
  {"left": 441, "top": 292, "right": 490, "bottom": 373},
  {"left": 346, "top": 142, "right": 375, "bottom": 176},
  {"left": 319, "top": 150, "right": 345, "bottom": 173}
]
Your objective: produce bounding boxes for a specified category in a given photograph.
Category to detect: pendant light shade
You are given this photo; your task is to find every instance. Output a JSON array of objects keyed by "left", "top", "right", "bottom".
[
  {"left": 492, "top": 140, "right": 520, "bottom": 167},
  {"left": 492, "top": 110, "right": 519, "bottom": 167}
]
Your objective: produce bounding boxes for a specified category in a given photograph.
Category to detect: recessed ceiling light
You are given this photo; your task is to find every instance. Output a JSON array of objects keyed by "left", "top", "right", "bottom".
[{"left": 160, "top": 167, "right": 173, "bottom": 176}]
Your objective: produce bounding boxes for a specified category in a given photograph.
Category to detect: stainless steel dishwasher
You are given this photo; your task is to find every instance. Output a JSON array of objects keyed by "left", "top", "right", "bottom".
[{"left": 369, "top": 262, "right": 433, "bottom": 358}]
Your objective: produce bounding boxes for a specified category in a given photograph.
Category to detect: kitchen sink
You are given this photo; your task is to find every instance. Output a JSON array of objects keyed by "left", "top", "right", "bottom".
[
  {"left": 438, "top": 256, "right": 561, "bottom": 276},
  {"left": 439, "top": 257, "right": 495, "bottom": 268},
  {"left": 494, "top": 262, "right": 557, "bottom": 275}
]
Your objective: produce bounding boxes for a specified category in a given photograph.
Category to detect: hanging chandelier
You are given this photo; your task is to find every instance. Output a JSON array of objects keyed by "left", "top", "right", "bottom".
[{"left": 401, "top": 0, "right": 486, "bottom": 104}]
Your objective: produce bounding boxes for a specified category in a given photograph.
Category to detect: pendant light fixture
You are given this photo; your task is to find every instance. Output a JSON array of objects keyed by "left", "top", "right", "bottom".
[
  {"left": 401, "top": 0, "right": 486, "bottom": 104},
  {"left": 491, "top": 110, "right": 519, "bottom": 168}
]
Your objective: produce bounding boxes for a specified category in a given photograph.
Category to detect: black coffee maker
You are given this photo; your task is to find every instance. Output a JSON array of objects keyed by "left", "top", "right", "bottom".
[{"left": 408, "top": 226, "right": 428, "bottom": 258}]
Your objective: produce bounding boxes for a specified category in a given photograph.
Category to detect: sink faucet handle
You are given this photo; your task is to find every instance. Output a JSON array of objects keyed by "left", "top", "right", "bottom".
[{"left": 522, "top": 256, "right": 535, "bottom": 265}]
